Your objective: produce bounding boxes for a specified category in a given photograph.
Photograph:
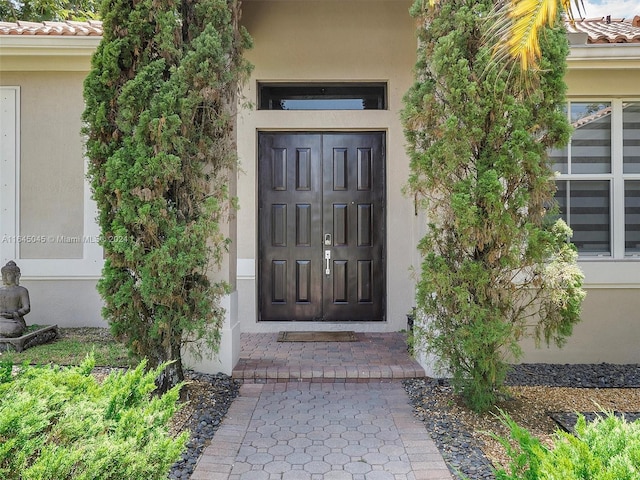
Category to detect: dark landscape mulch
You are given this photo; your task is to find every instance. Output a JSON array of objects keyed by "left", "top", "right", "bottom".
[
  {"left": 404, "top": 363, "right": 640, "bottom": 480},
  {"left": 168, "top": 372, "right": 240, "bottom": 479},
  {"left": 550, "top": 411, "right": 640, "bottom": 434}
]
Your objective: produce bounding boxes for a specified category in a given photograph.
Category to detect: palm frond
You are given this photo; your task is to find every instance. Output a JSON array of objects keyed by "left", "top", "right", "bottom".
[
  {"left": 488, "top": 0, "right": 583, "bottom": 71},
  {"left": 421, "top": 0, "right": 584, "bottom": 71}
]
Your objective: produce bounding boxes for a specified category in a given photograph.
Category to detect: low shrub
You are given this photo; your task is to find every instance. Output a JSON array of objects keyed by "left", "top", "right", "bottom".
[
  {"left": 0, "top": 357, "right": 187, "bottom": 479},
  {"left": 493, "top": 410, "right": 640, "bottom": 479}
]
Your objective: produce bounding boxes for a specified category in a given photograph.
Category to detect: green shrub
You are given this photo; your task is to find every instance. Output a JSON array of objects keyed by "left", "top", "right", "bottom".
[
  {"left": 0, "top": 357, "right": 187, "bottom": 480},
  {"left": 82, "top": 0, "right": 252, "bottom": 393},
  {"left": 402, "top": 0, "right": 584, "bottom": 412},
  {"left": 494, "top": 411, "right": 640, "bottom": 479}
]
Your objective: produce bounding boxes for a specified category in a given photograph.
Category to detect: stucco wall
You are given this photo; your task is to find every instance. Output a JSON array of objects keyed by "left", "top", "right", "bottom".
[
  {"left": 518, "top": 60, "right": 640, "bottom": 365},
  {"left": 20, "top": 278, "right": 107, "bottom": 328},
  {"left": 2, "top": 72, "right": 85, "bottom": 259},
  {"left": 565, "top": 69, "right": 639, "bottom": 97},
  {"left": 520, "top": 288, "right": 640, "bottom": 364},
  {"left": 237, "top": 0, "right": 418, "bottom": 332},
  {"left": 1, "top": 69, "right": 103, "bottom": 327}
]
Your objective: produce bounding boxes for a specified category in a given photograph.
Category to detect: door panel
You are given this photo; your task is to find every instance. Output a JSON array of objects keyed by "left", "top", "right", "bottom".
[
  {"left": 258, "top": 132, "right": 385, "bottom": 321},
  {"left": 259, "top": 134, "right": 323, "bottom": 320},
  {"left": 322, "top": 134, "right": 385, "bottom": 321}
]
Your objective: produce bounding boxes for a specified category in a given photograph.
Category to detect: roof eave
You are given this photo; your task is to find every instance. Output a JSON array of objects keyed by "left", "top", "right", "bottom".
[
  {"left": 0, "top": 35, "right": 100, "bottom": 71},
  {"left": 568, "top": 44, "right": 640, "bottom": 69},
  {"left": 2, "top": 33, "right": 639, "bottom": 71},
  {"left": 0, "top": 34, "right": 101, "bottom": 51}
]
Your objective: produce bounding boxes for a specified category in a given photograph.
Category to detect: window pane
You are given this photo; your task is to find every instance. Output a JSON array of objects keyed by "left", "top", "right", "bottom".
[
  {"left": 549, "top": 104, "right": 568, "bottom": 174},
  {"left": 549, "top": 146, "right": 568, "bottom": 174},
  {"left": 625, "top": 180, "right": 640, "bottom": 255},
  {"left": 258, "top": 83, "right": 386, "bottom": 110},
  {"left": 570, "top": 102, "right": 611, "bottom": 174},
  {"left": 623, "top": 102, "right": 640, "bottom": 173},
  {"left": 555, "top": 180, "right": 610, "bottom": 255},
  {"left": 554, "top": 180, "right": 568, "bottom": 223}
]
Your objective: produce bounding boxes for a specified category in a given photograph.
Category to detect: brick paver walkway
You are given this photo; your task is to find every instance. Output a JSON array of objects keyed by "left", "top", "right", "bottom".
[
  {"left": 190, "top": 333, "right": 453, "bottom": 479},
  {"left": 191, "top": 382, "right": 452, "bottom": 480}
]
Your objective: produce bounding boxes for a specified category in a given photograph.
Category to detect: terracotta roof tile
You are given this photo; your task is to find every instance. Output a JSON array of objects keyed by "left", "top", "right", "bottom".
[
  {"left": 565, "top": 16, "right": 640, "bottom": 43},
  {"left": 0, "top": 20, "right": 102, "bottom": 36},
  {"left": 0, "top": 15, "right": 639, "bottom": 44}
]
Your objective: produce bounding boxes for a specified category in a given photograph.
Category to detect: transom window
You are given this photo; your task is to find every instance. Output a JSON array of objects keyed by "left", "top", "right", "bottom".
[
  {"left": 258, "top": 83, "right": 387, "bottom": 110},
  {"left": 550, "top": 100, "right": 640, "bottom": 258}
]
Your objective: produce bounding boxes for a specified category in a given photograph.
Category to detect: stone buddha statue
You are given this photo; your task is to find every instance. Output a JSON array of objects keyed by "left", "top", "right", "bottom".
[{"left": 0, "top": 261, "right": 30, "bottom": 338}]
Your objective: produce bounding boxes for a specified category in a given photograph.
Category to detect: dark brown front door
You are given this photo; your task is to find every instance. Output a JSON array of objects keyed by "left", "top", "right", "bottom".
[{"left": 258, "top": 132, "right": 386, "bottom": 321}]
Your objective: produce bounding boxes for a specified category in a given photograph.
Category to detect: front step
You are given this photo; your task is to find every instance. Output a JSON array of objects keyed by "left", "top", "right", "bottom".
[
  {"left": 231, "top": 332, "right": 426, "bottom": 383},
  {"left": 232, "top": 363, "right": 426, "bottom": 383}
]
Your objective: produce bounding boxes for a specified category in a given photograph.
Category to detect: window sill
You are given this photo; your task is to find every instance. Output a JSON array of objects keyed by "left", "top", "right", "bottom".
[{"left": 577, "top": 259, "right": 640, "bottom": 288}]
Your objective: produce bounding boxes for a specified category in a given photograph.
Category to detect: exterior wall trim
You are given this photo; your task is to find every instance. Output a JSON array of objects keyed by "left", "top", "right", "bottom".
[
  {"left": 579, "top": 261, "right": 640, "bottom": 288},
  {"left": 568, "top": 44, "right": 640, "bottom": 68},
  {"left": 0, "top": 35, "right": 101, "bottom": 51},
  {"left": 0, "top": 36, "right": 99, "bottom": 71},
  {"left": 0, "top": 84, "right": 102, "bottom": 278},
  {"left": 0, "top": 86, "right": 20, "bottom": 265}
]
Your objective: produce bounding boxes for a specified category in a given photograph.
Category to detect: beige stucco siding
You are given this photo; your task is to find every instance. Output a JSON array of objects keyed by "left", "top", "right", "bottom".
[
  {"left": 541, "top": 63, "right": 640, "bottom": 364},
  {"left": 565, "top": 68, "right": 640, "bottom": 97},
  {"left": 1, "top": 67, "right": 103, "bottom": 328},
  {"left": 20, "top": 278, "right": 106, "bottom": 328},
  {"left": 520, "top": 288, "right": 640, "bottom": 364},
  {"left": 242, "top": 0, "right": 415, "bottom": 80},
  {"left": 1, "top": 72, "right": 85, "bottom": 258},
  {"left": 237, "top": 0, "right": 418, "bottom": 332}
]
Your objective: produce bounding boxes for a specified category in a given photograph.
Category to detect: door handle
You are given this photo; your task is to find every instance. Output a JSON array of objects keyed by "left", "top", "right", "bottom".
[{"left": 325, "top": 250, "right": 331, "bottom": 275}]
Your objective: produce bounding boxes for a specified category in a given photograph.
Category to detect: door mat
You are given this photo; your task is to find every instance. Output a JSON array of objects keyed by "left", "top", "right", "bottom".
[{"left": 277, "top": 331, "right": 357, "bottom": 342}]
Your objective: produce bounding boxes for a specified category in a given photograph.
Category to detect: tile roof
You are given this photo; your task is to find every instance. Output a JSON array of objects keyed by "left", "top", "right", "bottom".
[
  {"left": 0, "top": 15, "right": 639, "bottom": 44},
  {"left": 565, "top": 16, "right": 640, "bottom": 43},
  {"left": 0, "top": 20, "right": 102, "bottom": 36}
]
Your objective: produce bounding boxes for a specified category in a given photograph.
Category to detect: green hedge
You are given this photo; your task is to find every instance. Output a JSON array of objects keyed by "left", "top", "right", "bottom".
[
  {"left": 494, "top": 410, "right": 640, "bottom": 479},
  {"left": 0, "top": 358, "right": 187, "bottom": 479}
]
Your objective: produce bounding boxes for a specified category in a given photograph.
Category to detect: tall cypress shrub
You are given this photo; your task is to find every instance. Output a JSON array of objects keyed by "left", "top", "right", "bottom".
[
  {"left": 82, "top": 0, "right": 251, "bottom": 392},
  {"left": 402, "top": 0, "right": 585, "bottom": 411}
]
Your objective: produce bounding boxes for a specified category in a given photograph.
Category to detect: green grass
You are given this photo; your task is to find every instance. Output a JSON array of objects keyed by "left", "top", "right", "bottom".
[{"left": 0, "top": 327, "right": 132, "bottom": 367}]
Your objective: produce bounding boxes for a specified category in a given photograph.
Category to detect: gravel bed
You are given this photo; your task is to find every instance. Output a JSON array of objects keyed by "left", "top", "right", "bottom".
[
  {"left": 404, "top": 363, "right": 640, "bottom": 480},
  {"left": 504, "top": 363, "right": 640, "bottom": 388},
  {"left": 550, "top": 411, "right": 640, "bottom": 435},
  {"left": 168, "top": 371, "right": 240, "bottom": 480}
]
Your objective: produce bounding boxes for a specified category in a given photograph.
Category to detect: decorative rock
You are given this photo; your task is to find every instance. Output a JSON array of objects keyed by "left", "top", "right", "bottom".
[
  {"left": 550, "top": 411, "right": 640, "bottom": 434},
  {"left": 168, "top": 371, "right": 240, "bottom": 479},
  {"left": 404, "top": 363, "right": 640, "bottom": 479}
]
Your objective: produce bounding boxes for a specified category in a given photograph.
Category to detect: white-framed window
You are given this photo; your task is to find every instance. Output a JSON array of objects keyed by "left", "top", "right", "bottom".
[{"left": 550, "top": 100, "right": 640, "bottom": 259}]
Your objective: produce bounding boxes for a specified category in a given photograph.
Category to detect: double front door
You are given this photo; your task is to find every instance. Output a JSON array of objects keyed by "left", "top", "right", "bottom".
[{"left": 258, "top": 132, "right": 386, "bottom": 321}]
